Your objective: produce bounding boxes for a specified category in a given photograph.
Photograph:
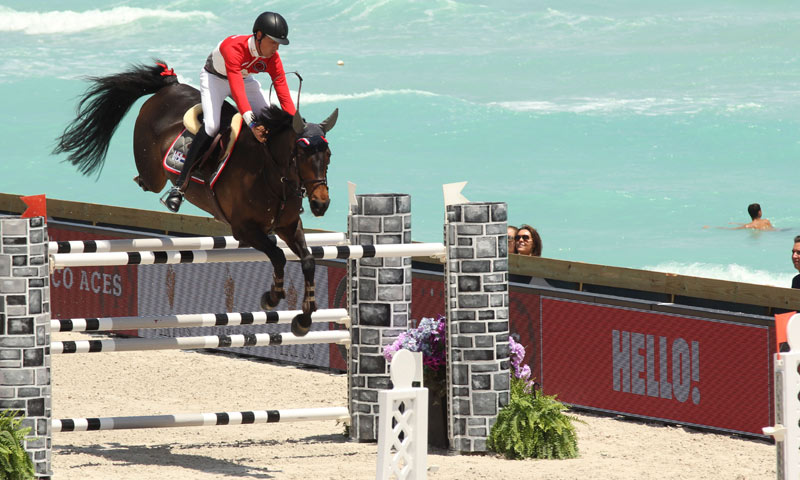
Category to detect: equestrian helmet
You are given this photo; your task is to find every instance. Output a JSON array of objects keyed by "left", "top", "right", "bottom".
[{"left": 253, "top": 12, "right": 289, "bottom": 45}]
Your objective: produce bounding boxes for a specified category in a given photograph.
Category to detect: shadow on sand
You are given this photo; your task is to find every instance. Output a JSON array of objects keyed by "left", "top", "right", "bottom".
[{"left": 54, "top": 433, "right": 355, "bottom": 478}]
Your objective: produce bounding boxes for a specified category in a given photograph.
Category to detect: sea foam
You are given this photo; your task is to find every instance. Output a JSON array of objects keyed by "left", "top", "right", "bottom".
[
  {"left": 300, "top": 88, "right": 439, "bottom": 105},
  {"left": 490, "top": 96, "right": 763, "bottom": 116},
  {"left": 644, "top": 261, "right": 793, "bottom": 288},
  {"left": 0, "top": 6, "right": 215, "bottom": 35}
]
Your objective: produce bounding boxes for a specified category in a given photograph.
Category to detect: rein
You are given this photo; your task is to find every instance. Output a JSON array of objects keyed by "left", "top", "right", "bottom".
[
  {"left": 261, "top": 70, "right": 328, "bottom": 223},
  {"left": 261, "top": 132, "right": 308, "bottom": 227}
]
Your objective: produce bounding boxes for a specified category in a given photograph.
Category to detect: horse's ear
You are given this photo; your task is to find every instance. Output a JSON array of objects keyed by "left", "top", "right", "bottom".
[
  {"left": 320, "top": 108, "right": 339, "bottom": 134},
  {"left": 292, "top": 111, "right": 304, "bottom": 135}
]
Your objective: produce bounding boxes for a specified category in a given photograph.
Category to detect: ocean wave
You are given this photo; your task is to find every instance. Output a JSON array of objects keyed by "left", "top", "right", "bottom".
[
  {"left": 491, "top": 96, "right": 764, "bottom": 116},
  {"left": 540, "top": 7, "right": 797, "bottom": 34},
  {"left": 300, "top": 88, "right": 440, "bottom": 104},
  {"left": 0, "top": 6, "right": 215, "bottom": 35},
  {"left": 542, "top": 8, "right": 618, "bottom": 29},
  {"left": 643, "top": 261, "right": 793, "bottom": 288}
]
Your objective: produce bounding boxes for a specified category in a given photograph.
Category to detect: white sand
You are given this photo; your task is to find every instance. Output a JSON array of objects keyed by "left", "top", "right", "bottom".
[{"left": 50, "top": 332, "right": 776, "bottom": 479}]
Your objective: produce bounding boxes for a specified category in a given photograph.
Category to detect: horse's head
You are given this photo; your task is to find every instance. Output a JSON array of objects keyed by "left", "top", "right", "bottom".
[{"left": 292, "top": 108, "right": 338, "bottom": 217}]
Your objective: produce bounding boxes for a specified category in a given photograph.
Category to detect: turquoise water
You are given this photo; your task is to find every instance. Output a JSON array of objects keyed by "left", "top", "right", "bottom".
[{"left": 2, "top": 1, "right": 800, "bottom": 286}]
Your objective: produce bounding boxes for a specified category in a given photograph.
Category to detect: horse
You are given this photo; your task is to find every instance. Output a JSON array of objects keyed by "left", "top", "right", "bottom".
[{"left": 53, "top": 60, "right": 338, "bottom": 337}]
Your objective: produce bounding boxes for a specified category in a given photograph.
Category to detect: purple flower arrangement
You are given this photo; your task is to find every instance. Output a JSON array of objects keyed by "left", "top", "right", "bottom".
[
  {"left": 383, "top": 315, "right": 447, "bottom": 371},
  {"left": 510, "top": 336, "right": 536, "bottom": 394},
  {"left": 383, "top": 316, "right": 536, "bottom": 394}
]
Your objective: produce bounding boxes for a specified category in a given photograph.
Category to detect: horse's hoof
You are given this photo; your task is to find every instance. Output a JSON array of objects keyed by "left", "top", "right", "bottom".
[
  {"left": 291, "top": 314, "right": 312, "bottom": 337},
  {"left": 261, "top": 292, "right": 279, "bottom": 310}
]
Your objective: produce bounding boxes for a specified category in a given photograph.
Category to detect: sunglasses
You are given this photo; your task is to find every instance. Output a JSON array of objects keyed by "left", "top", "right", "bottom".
[{"left": 515, "top": 235, "right": 531, "bottom": 241}]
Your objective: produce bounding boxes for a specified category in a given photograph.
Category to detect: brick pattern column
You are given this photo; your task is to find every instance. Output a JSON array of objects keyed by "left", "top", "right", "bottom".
[
  {"left": 0, "top": 217, "right": 51, "bottom": 478},
  {"left": 444, "top": 202, "right": 510, "bottom": 453},
  {"left": 348, "top": 194, "right": 412, "bottom": 441}
]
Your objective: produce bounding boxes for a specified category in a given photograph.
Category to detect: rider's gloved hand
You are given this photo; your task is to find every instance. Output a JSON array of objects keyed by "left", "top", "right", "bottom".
[
  {"left": 251, "top": 124, "right": 267, "bottom": 143},
  {"left": 243, "top": 110, "right": 267, "bottom": 143}
]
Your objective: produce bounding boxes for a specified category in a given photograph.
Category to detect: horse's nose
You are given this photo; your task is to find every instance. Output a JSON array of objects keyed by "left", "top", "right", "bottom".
[{"left": 310, "top": 198, "right": 330, "bottom": 216}]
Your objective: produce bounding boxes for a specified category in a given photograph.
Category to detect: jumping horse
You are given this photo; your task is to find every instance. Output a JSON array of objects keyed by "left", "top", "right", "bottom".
[{"left": 54, "top": 60, "right": 338, "bottom": 336}]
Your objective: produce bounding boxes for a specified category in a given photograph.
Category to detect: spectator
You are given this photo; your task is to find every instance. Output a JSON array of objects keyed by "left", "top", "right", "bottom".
[
  {"left": 792, "top": 235, "right": 800, "bottom": 289},
  {"left": 515, "top": 224, "right": 542, "bottom": 257},
  {"left": 508, "top": 225, "right": 518, "bottom": 255}
]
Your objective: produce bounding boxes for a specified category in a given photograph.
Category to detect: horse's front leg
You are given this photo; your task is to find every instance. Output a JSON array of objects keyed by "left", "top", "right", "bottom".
[
  {"left": 276, "top": 223, "right": 316, "bottom": 337},
  {"left": 232, "top": 225, "right": 286, "bottom": 310},
  {"left": 262, "top": 252, "right": 287, "bottom": 311}
]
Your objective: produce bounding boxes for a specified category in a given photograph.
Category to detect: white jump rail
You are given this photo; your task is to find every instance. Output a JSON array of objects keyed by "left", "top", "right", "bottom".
[
  {"left": 48, "top": 232, "right": 348, "bottom": 254},
  {"left": 52, "top": 330, "right": 351, "bottom": 354},
  {"left": 52, "top": 308, "right": 350, "bottom": 332},
  {"left": 764, "top": 313, "right": 800, "bottom": 479},
  {"left": 53, "top": 406, "right": 350, "bottom": 432},
  {"left": 50, "top": 243, "right": 447, "bottom": 268}
]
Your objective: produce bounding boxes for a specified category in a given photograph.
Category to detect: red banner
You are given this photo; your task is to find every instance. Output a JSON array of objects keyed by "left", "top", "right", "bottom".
[
  {"left": 539, "top": 297, "right": 772, "bottom": 434},
  {"left": 48, "top": 227, "right": 138, "bottom": 319},
  {"left": 410, "top": 274, "right": 446, "bottom": 323}
]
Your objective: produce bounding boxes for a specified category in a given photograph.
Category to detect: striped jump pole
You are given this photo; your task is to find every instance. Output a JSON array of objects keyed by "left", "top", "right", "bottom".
[
  {"left": 48, "top": 232, "right": 348, "bottom": 254},
  {"left": 49, "top": 242, "right": 447, "bottom": 268},
  {"left": 53, "top": 406, "right": 350, "bottom": 432},
  {"left": 52, "top": 330, "right": 351, "bottom": 354},
  {"left": 52, "top": 308, "right": 350, "bottom": 332}
]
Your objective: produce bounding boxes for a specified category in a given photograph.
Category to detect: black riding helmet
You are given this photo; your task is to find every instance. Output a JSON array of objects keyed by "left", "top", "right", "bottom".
[{"left": 253, "top": 12, "right": 289, "bottom": 45}]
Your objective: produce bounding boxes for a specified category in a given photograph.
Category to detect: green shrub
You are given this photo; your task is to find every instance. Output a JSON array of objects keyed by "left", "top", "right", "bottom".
[
  {"left": 487, "top": 378, "right": 580, "bottom": 460},
  {"left": 0, "top": 410, "right": 35, "bottom": 480}
]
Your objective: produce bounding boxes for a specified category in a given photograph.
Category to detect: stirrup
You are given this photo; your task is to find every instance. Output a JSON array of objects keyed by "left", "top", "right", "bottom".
[{"left": 160, "top": 187, "right": 184, "bottom": 213}]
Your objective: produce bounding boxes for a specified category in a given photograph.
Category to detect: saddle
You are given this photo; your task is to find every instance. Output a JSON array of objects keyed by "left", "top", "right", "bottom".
[{"left": 162, "top": 105, "right": 242, "bottom": 189}]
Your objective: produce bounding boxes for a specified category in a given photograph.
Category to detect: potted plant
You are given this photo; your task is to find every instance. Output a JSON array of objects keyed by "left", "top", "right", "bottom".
[
  {"left": 383, "top": 315, "right": 448, "bottom": 448},
  {"left": 487, "top": 337, "right": 581, "bottom": 459},
  {"left": 0, "top": 410, "right": 35, "bottom": 480}
]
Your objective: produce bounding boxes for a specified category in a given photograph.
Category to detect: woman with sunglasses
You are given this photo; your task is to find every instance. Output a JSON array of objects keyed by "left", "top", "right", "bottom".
[
  {"left": 507, "top": 225, "right": 518, "bottom": 255},
  {"left": 515, "top": 224, "right": 542, "bottom": 257}
]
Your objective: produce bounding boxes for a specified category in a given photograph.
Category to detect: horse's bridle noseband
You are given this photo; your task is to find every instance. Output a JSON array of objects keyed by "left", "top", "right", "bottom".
[{"left": 293, "top": 135, "right": 329, "bottom": 199}]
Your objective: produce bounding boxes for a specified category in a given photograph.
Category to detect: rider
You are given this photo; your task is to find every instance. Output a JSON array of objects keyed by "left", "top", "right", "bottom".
[{"left": 162, "top": 11, "right": 297, "bottom": 213}]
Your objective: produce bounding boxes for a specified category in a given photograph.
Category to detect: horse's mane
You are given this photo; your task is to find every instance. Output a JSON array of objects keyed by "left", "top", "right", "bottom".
[{"left": 258, "top": 105, "right": 293, "bottom": 132}]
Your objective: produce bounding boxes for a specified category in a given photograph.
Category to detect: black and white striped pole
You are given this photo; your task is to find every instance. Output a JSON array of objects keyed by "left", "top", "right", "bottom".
[{"left": 54, "top": 406, "right": 349, "bottom": 432}]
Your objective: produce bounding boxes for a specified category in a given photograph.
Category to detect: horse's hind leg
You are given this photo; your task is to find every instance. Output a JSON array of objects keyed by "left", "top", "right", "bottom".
[
  {"left": 132, "top": 175, "right": 151, "bottom": 191},
  {"left": 132, "top": 100, "right": 181, "bottom": 194}
]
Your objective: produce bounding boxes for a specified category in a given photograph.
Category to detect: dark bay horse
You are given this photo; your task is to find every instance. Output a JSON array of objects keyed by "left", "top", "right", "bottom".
[{"left": 54, "top": 61, "right": 338, "bottom": 336}]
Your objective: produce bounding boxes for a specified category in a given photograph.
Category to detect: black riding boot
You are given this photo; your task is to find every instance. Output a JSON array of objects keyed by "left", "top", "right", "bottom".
[{"left": 162, "top": 127, "right": 213, "bottom": 212}]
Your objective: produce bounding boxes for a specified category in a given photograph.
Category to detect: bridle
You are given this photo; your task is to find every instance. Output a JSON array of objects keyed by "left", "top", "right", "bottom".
[
  {"left": 263, "top": 128, "right": 328, "bottom": 222},
  {"left": 268, "top": 71, "right": 329, "bottom": 200},
  {"left": 293, "top": 135, "right": 329, "bottom": 200}
]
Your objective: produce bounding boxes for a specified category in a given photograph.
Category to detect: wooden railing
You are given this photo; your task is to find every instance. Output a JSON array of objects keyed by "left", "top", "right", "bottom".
[{"left": 3, "top": 192, "right": 799, "bottom": 312}]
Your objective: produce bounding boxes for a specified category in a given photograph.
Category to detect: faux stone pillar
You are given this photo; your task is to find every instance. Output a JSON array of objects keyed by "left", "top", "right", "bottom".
[
  {"left": 444, "top": 202, "right": 510, "bottom": 453},
  {"left": 348, "top": 194, "right": 412, "bottom": 441},
  {"left": 0, "top": 217, "right": 51, "bottom": 478}
]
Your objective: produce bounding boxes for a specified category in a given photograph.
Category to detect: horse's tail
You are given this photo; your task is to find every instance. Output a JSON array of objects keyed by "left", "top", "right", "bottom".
[{"left": 53, "top": 60, "right": 179, "bottom": 176}]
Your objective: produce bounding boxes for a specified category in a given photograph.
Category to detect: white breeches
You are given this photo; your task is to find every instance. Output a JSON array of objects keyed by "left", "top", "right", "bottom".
[{"left": 199, "top": 68, "right": 269, "bottom": 136}]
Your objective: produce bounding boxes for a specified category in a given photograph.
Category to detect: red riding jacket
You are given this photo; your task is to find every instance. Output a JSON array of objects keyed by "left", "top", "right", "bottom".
[{"left": 204, "top": 34, "right": 296, "bottom": 117}]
